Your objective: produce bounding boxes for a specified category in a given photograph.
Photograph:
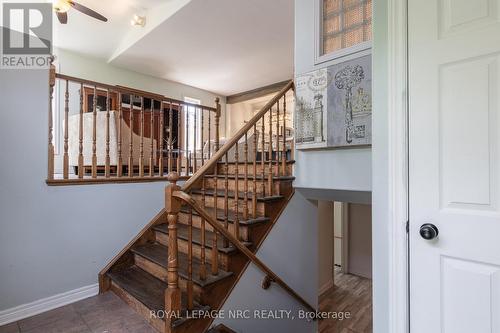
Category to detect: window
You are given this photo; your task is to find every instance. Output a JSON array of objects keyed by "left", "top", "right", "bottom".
[
  {"left": 316, "top": 0, "right": 372, "bottom": 63},
  {"left": 184, "top": 97, "right": 202, "bottom": 153}
]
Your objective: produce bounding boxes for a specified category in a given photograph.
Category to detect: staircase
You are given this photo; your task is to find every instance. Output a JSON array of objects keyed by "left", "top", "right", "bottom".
[{"left": 98, "top": 81, "right": 315, "bottom": 333}]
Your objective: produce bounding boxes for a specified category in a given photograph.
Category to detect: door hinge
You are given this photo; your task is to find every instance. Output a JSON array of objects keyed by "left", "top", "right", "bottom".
[{"left": 406, "top": 220, "right": 409, "bottom": 233}]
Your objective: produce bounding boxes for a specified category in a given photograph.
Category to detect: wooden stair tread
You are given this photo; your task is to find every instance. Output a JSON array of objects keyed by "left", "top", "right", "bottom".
[
  {"left": 107, "top": 266, "right": 209, "bottom": 327},
  {"left": 131, "top": 243, "right": 233, "bottom": 287},
  {"left": 207, "top": 324, "right": 238, "bottom": 333},
  {"left": 153, "top": 223, "right": 252, "bottom": 253},
  {"left": 191, "top": 188, "right": 284, "bottom": 202},
  {"left": 205, "top": 174, "right": 295, "bottom": 181}
]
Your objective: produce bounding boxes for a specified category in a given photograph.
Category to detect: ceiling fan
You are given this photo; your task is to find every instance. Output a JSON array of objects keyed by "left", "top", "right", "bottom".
[{"left": 52, "top": 0, "right": 108, "bottom": 24}]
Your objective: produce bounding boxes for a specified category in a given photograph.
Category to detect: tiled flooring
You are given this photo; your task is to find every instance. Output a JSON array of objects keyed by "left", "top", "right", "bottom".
[
  {"left": 0, "top": 292, "right": 157, "bottom": 333},
  {"left": 318, "top": 269, "right": 373, "bottom": 333}
]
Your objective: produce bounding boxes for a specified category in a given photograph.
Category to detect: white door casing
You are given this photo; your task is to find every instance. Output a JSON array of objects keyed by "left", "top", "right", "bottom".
[{"left": 409, "top": 0, "right": 500, "bottom": 332}]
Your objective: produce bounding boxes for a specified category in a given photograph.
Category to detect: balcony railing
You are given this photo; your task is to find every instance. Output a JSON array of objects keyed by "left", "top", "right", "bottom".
[{"left": 46, "top": 64, "right": 221, "bottom": 185}]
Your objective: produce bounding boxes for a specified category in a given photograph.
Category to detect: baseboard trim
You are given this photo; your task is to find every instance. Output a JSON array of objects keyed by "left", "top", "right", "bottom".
[
  {"left": 319, "top": 279, "right": 334, "bottom": 296},
  {"left": 0, "top": 283, "right": 99, "bottom": 326}
]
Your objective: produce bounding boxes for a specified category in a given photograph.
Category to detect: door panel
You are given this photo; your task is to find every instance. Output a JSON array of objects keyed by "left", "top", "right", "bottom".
[{"left": 409, "top": 0, "right": 500, "bottom": 332}]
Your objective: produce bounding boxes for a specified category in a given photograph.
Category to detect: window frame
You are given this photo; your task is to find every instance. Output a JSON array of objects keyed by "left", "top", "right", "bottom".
[{"left": 314, "top": 0, "right": 372, "bottom": 65}]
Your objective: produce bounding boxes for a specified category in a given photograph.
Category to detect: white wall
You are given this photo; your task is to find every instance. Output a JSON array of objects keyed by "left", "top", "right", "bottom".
[
  {"left": 0, "top": 67, "right": 173, "bottom": 312},
  {"left": 294, "top": 0, "right": 372, "bottom": 192},
  {"left": 318, "top": 201, "right": 334, "bottom": 293},
  {"left": 348, "top": 204, "right": 372, "bottom": 279},
  {"left": 213, "top": 191, "right": 318, "bottom": 333}
]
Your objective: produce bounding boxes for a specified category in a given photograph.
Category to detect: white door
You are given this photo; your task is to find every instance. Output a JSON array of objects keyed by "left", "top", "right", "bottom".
[{"left": 409, "top": 0, "right": 500, "bottom": 332}]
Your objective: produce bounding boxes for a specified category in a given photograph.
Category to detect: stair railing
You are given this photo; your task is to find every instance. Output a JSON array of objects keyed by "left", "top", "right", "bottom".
[
  {"left": 163, "top": 81, "right": 316, "bottom": 332},
  {"left": 46, "top": 61, "right": 221, "bottom": 185}
]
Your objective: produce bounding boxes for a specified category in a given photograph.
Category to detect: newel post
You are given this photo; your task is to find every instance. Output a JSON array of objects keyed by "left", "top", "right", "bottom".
[
  {"left": 164, "top": 172, "right": 181, "bottom": 328},
  {"left": 47, "top": 56, "right": 56, "bottom": 180},
  {"left": 215, "top": 97, "right": 221, "bottom": 152}
]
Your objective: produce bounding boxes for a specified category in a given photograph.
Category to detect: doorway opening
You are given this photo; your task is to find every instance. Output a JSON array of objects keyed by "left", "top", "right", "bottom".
[{"left": 318, "top": 201, "right": 373, "bottom": 333}]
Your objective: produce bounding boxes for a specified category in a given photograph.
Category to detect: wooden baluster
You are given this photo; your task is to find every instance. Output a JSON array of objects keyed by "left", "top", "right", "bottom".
[
  {"left": 128, "top": 94, "right": 134, "bottom": 177},
  {"left": 63, "top": 80, "right": 69, "bottom": 179},
  {"left": 253, "top": 124, "right": 258, "bottom": 218},
  {"left": 139, "top": 97, "right": 145, "bottom": 177},
  {"left": 105, "top": 89, "right": 110, "bottom": 178},
  {"left": 208, "top": 111, "right": 211, "bottom": 159},
  {"left": 47, "top": 60, "right": 55, "bottom": 180},
  {"left": 117, "top": 93, "right": 123, "bottom": 177},
  {"left": 201, "top": 109, "right": 204, "bottom": 168},
  {"left": 244, "top": 133, "right": 249, "bottom": 220},
  {"left": 234, "top": 141, "right": 240, "bottom": 241},
  {"left": 261, "top": 116, "right": 266, "bottom": 196},
  {"left": 275, "top": 101, "right": 280, "bottom": 195},
  {"left": 215, "top": 97, "right": 221, "bottom": 153},
  {"left": 168, "top": 102, "right": 173, "bottom": 174},
  {"left": 282, "top": 96, "right": 287, "bottom": 175},
  {"left": 176, "top": 105, "right": 181, "bottom": 174},
  {"left": 200, "top": 180, "right": 207, "bottom": 281},
  {"left": 211, "top": 123, "right": 219, "bottom": 276},
  {"left": 164, "top": 172, "right": 181, "bottom": 331},
  {"left": 159, "top": 102, "right": 164, "bottom": 177},
  {"left": 78, "top": 83, "right": 84, "bottom": 178},
  {"left": 92, "top": 86, "right": 97, "bottom": 178},
  {"left": 194, "top": 107, "right": 198, "bottom": 173},
  {"left": 149, "top": 100, "right": 155, "bottom": 177},
  {"left": 268, "top": 108, "right": 273, "bottom": 196},
  {"left": 187, "top": 207, "right": 194, "bottom": 310},
  {"left": 223, "top": 152, "right": 229, "bottom": 248},
  {"left": 185, "top": 105, "right": 191, "bottom": 176}
]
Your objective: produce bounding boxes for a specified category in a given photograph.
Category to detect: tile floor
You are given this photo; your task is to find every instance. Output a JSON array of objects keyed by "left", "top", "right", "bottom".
[{"left": 0, "top": 292, "right": 156, "bottom": 333}]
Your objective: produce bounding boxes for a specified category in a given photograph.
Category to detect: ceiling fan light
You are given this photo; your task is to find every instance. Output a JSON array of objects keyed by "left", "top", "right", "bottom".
[
  {"left": 53, "top": 0, "right": 71, "bottom": 13},
  {"left": 131, "top": 14, "right": 146, "bottom": 27}
]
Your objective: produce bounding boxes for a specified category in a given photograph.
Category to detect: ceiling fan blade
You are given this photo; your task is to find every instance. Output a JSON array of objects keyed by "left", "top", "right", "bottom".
[
  {"left": 68, "top": 1, "right": 108, "bottom": 22},
  {"left": 56, "top": 11, "right": 68, "bottom": 24}
]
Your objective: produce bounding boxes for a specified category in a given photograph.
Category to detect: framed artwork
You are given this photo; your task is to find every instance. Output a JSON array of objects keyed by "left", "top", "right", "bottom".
[
  {"left": 328, "top": 54, "right": 372, "bottom": 147},
  {"left": 295, "top": 68, "right": 329, "bottom": 149},
  {"left": 294, "top": 54, "right": 372, "bottom": 149}
]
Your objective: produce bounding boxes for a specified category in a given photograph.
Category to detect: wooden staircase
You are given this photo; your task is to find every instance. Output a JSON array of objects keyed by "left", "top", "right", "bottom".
[{"left": 98, "top": 81, "right": 315, "bottom": 333}]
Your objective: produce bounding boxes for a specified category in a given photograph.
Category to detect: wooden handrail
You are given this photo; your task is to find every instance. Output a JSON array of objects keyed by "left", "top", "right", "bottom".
[
  {"left": 172, "top": 190, "right": 317, "bottom": 314},
  {"left": 55, "top": 73, "right": 217, "bottom": 111},
  {"left": 182, "top": 80, "right": 294, "bottom": 192}
]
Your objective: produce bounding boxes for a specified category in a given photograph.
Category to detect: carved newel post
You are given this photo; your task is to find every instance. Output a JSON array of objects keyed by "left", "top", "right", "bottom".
[{"left": 164, "top": 172, "right": 181, "bottom": 329}]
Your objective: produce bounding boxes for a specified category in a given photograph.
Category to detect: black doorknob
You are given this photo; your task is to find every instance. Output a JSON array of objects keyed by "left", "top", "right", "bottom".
[{"left": 420, "top": 223, "right": 439, "bottom": 240}]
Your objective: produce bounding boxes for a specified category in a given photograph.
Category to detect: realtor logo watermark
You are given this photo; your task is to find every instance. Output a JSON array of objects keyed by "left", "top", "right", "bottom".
[{"left": 1, "top": 2, "right": 52, "bottom": 69}]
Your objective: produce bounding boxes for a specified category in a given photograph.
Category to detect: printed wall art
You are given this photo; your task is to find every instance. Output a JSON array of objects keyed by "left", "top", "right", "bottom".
[{"left": 294, "top": 54, "right": 372, "bottom": 150}]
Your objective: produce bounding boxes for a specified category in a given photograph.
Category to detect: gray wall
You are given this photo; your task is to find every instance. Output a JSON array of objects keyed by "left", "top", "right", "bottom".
[
  {"left": 294, "top": 0, "right": 372, "bottom": 192},
  {"left": 0, "top": 68, "right": 168, "bottom": 311},
  {"left": 213, "top": 191, "right": 318, "bottom": 333}
]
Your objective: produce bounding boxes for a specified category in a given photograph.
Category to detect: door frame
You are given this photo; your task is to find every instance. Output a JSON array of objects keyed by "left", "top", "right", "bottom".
[{"left": 386, "top": 0, "right": 410, "bottom": 332}]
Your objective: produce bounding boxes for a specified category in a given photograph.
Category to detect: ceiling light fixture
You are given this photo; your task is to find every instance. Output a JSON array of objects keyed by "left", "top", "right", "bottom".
[
  {"left": 53, "top": 0, "right": 71, "bottom": 13},
  {"left": 131, "top": 14, "right": 146, "bottom": 27}
]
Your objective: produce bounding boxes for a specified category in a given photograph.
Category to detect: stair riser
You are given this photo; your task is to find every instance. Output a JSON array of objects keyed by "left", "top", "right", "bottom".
[
  {"left": 204, "top": 178, "right": 291, "bottom": 196},
  {"left": 190, "top": 194, "right": 266, "bottom": 216},
  {"left": 178, "top": 213, "right": 251, "bottom": 242},
  {"left": 133, "top": 254, "right": 205, "bottom": 303},
  {"left": 217, "top": 163, "right": 292, "bottom": 176},
  {"left": 155, "top": 231, "right": 232, "bottom": 271}
]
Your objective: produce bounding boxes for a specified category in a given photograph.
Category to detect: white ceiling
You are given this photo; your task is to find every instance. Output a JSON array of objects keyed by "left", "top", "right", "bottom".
[{"left": 53, "top": 0, "right": 294, "bottom": 96}]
